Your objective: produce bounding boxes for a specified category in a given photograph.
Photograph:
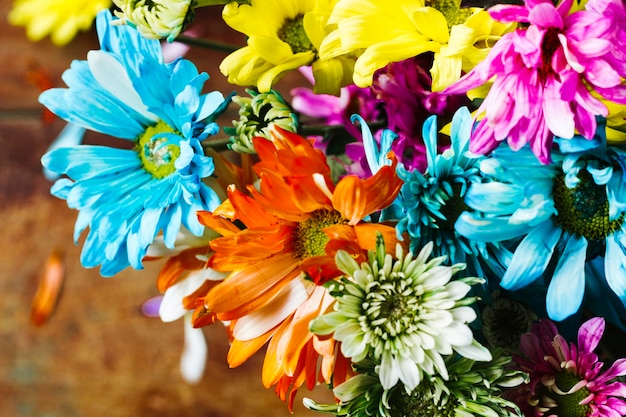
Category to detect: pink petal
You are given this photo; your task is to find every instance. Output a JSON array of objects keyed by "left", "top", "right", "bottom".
[
  {"left": 489, "top": 4, "right": 531, "bottom": 23},
  {"left": 542, "top": 77, "right": 575, "bottom": 139},
  {"left": 528, "top": 2, "right": 564, "bottom": 28},
  {"left": 578, "top": 317, "right": 605, "bottom": 354}
]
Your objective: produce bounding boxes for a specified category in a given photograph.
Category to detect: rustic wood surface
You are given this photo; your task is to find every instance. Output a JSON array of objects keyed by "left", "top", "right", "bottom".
[{"left": 0, "top": 2, "right": 331, "bottom": 416}]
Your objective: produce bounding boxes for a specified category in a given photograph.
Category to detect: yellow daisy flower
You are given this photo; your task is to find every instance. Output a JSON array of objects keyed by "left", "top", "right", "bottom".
[
  {"left": 219, "top": 0, "right": 354, "bottom": 95},
  {"left": 8, "top": 0, "right": 111, "bottom": 45},
  {"left": 320, "top": 0, "right": 514, "bottom": 90}
]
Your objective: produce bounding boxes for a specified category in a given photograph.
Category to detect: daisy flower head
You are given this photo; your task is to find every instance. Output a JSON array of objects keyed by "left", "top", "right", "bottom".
[
  {"left": 219, "top": 0, "right": 354, "bottom": 95},
  {"left": 444, "top": 0, "right": 626, "bottom": 164},
  {"left": 385, "top": 106, "right": 500, "bottom": 277},
  {"left": 310, "top": 233, "right": 492, "bottom": 392},
  {"left": 196, "top": 126, "right": 403, "bottom": 409},
  {"left": 40, "top": 10, "right": 230, "bottom": 276},
  {"left": 512, "top": 317, "right": 626, "bottom": 417},
  {"left": 305, "top": 349, "right": 526, "bottom": 417},
  {"left": 456, "top": 120, "right": 626, "bottom": 324},
  {"left": 319, "top": 0, "right": 514, "bottom": 89},
  {"left": 112, "top": 0, "right": 196, "bottom": 42},
  {"left": 8, "top": 0, "right": 110, "bottom": 45}
]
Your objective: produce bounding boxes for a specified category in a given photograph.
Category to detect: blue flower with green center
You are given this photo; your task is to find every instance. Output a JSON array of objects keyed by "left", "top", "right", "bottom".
[
  {"left": 456, "top": 119, "right": 626, "bottom": 325},
  {"left": 382, "top": 107, "right": 504, "bottom": 277},
  {"left": 40, "top": 10, "right": 230, "bottom": 276}
]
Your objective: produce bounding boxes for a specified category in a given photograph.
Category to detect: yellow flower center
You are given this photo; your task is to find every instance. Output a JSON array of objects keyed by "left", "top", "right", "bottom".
[
  {"left": 553, "top": 172, "right": 624, "bottom": 241},
  {"left": 277, "top": 14, "right": 315, "bottom": 54},
  {"left": 135, "top": 120, "right": 181, "bottom": 179},
  {"left": 426, "top": 0, "right": 473, "bottom": 27},
  {"left": 293, "top": 209, "right": 346, "bottom": 259}
]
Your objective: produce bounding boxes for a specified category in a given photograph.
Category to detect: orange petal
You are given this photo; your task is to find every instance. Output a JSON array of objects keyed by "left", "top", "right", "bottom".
[
  {"left": 354, "top": 223, "right": 402, "bottom": 254},
  {"left": 156, "top": 247, "right": 209, "bottom": 293},
  {"left": 31, "top": 250, "right": 65, "bottom": 327},
  {"left": 197, "top": 210, "right": 241, "bottom": 236},
  {"left": 227, "top": 326, "right": 276, "bottom": 368},
  {"left": 333, "top": 157, "right": 403, "bottom": 225},
  {"left": 204, "top": 252, "right": 299, "bottom": 315}
]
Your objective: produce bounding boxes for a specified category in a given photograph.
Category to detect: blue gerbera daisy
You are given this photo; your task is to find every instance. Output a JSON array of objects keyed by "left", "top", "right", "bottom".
[
  {"left": 456, "top": 119, "right": 626, "bottom": 324},
  {"left": 40, "top": 10, "right": 230, "bottom": 276}
]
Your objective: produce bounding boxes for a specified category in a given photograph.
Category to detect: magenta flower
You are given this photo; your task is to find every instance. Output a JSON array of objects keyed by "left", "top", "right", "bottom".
[
  {"left": 444, "top": 0, "right": 626, "bottom": 163},
  {"left": 372, "top": 56, "right": 470, "bottom": 172},
  {"left": 512, "top": 317, "right": 626, "bottom": 417}
]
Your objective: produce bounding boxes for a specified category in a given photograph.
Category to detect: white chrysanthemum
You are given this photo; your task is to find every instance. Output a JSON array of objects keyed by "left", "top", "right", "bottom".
[
  {"left": 310, "top": 235, "right": 491, "bottom": 391},
  {"left": 113, "top": 0, "right": 192, "bottom": 42}
]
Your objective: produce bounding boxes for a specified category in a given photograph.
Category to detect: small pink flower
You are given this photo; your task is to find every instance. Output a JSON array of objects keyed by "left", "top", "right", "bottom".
[
  {"left": 445, "top": 0, "right": 626, "bottom": 163},
  {"left": 511, "top": 317, "right": 626, "bottom": 417}
]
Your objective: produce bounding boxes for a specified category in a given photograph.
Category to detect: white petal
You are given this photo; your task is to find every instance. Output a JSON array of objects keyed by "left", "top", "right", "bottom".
[
  {"left": 159, "top": 270, "right": 207, "bottom": 322},
  {"left": 87, "top": 50, "right": 157, "bottom": 123},
  {"left": 232, "top": 278, "right": 310, "bottom": 341},
  {"left": 180, "top": 313, "right": 207, "bottom": 384}
]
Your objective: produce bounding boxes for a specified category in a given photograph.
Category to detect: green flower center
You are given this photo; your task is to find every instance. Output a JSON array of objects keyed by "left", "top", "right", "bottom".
[
  {"left": 363, "top": 268, "right": 421, "bottom": 343},
  {"left": 293, "top": 210, "right": 346, "bottom": 259},
  {"left": 388, "top": 382, "right": 458, "bottom": 417},
  {"left": 278, "top": 14, "right": 315, "bottom": 54},
  {"left": 426, "top": 0, "right": 473, "bottom": 28},
  {"left": 541, "top": 372, "right": 591, "bottom": 417},
  {"left": 553, "top": 171, "right": 624, "bottom": 241},
  {"left": 135, "top": 120, "right": 181, "bottom": 179}
]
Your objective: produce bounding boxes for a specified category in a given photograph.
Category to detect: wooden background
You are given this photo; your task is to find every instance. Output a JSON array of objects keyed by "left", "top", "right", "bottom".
[{"left": 0, "top": 2, "right": 331, "bottom": 416}]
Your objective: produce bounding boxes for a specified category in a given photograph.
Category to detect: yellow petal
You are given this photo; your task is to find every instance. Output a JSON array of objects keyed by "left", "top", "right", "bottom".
[{"left": 411, "top": 7, "right": 449, "bottom": 43}]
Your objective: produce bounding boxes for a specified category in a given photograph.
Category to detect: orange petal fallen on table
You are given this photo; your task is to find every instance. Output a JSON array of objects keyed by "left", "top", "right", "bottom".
[{"left": 31, "top": 250, "right": 65, "bottom": 327}]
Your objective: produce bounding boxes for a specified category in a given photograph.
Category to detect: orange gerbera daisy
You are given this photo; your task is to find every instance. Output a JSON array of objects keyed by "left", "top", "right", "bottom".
[{"left": 195, "top": 127, "right": 403, "bottom": 409}]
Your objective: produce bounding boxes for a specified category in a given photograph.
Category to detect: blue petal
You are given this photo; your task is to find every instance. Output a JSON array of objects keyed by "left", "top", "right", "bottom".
[
  {"left": 455, "top": 212, "right": 535, "bottom": 242},
  {"left": 42, "top": 146, "right": 139, "bottom": 180},
  {"left": 546, "top": 234, "right": 587, "bottom": 320},
  {"left": 500, "top": 220, "right": 562, "bottom": 290},
  {"left": 96, "top": 10, "right": 162, "bottom": 71},
  {"left": 605, "top": 231, "right": 626, "bottom": 306}
]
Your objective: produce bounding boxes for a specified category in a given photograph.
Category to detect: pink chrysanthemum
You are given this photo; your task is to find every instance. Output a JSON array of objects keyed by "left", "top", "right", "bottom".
[
  {"left": 512, "top": 317, "right": 626, "bottom": 417},
  {"left": 444, "top": 0, "right": 626, "bottom": 163}
]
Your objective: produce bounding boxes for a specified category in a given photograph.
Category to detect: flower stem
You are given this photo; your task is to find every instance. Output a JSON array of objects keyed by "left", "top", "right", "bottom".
[{"left": 173, "top": 35, "right": 240, "bottom": 53}]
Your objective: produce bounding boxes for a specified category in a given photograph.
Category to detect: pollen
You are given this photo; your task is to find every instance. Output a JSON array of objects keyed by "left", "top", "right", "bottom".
[
  {"left": 293, "top": 209, "right": 346, "bottom": 259},
  {"left": 426, "top": 0, "right": 473, "bottom": 28},
  {"left": 277, "top": 14, "right": 315, "bottom": 54},
  {"left": 553, "top": 172, "right": 624, "bottom": 241},
  {"left": 135, "top": 120, "right": 181, "bottom": 179}
]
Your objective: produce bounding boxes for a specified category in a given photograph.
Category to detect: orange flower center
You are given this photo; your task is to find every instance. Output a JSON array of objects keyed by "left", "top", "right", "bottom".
[{"left": 293, "top": 209, "right": 346, "bottom": 259}]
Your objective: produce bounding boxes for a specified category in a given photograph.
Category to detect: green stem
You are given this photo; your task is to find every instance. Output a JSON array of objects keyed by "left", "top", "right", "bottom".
[
  {"left": 173, "top": 35, "right": 240, "bottom": 53},
  {"left": 194, "top": 0, "right": 250, "bottom": 6}
]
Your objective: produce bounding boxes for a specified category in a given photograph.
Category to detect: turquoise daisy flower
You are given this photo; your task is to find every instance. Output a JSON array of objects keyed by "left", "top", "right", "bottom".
[
  {"left": 456, "top": 119, "right": 626, "bottom": 324},
  {"left": 40, "top": 10, "right": 230, "bottom": 276},
  {"left": 382, "top": 107, "right": 504, "bottom": 277}
]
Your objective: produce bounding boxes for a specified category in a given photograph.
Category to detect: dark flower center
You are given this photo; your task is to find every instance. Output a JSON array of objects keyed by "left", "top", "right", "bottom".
[
  {"left": 277, "top": 14, "right": 315, "bottom": 54},
  {"left": 136, "top": 120, "right": 181, "bottom": 179},
  {"left": 481, "top": 296, "right": 534, "bottom": 351},
  {"left": 553, "top": 171, "right": 624, "bottom": 241},
  {"left": 437, "top": 182, "right": 469, "bottom": 231},
  {"left": 539, "top": 28, "right": 561, "bottom": 82},
  {"left": 293, "top": 209, "right": 346, "bottom": 259}
]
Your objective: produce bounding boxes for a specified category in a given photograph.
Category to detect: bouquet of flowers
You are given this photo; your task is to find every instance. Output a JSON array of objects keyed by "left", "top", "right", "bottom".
[{"left": 10, "top": 0, "right": 626, "bottom": 416}]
